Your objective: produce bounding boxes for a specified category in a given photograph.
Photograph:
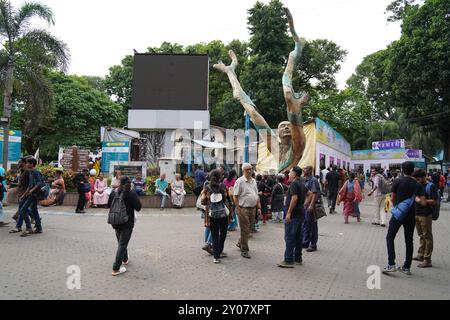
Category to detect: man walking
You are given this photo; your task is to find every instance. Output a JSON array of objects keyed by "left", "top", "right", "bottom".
[
  {"left": 194, "top": 165, "right": 206, "bottom": 198},
  {"left": 325, "top": 166, "right": 339, "bottom": 214},
  {"left": 233, "top": 163, "right": 261, "bottom": 259},
  {"left": 302, "top": 166, "right": 321, "bottom": 252},
  {"left": 320, "top": 166, "right": 329, "bottom": 194},
  {"left": 0, "top": 166, "right": 9, "bottom": 227},
  {"left": 278, "top": 167, "right": 311, "bottom": 268},
  {"left": 16, "top": 157, "right": 44, "bottom": 237},
  {"left": 368, "top": 168, "right": 388, "bottom": 227},
  {"left": 412, "top": 169, "right": 438, "bottom": 268},
  {"left": 384, "top": 161, "right": 426, "bottom": 275}
]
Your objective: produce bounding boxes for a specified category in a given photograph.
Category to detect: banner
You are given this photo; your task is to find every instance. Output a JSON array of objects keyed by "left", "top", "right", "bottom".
[
  {"left": 315, "top": 118, "right": 351, "bottom": 156},
  {"left": 352, "top": 149, "right": 423, "bottom": 161},
  {"left": 372, "top": 139, "right": 405, "bottom": 150},
  {"left": 0, "top": 129, "right": 22, "bottom": 163},
  {"left": 101, "top": 141, "right": 130, "bottom": 173}
]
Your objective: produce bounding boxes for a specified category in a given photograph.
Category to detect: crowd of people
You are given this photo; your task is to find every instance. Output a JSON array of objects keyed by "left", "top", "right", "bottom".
[
  {"left": 0, "top": 157, "right": 447, "bottom": 277},
  {"left": 193, "top": 162, "right": 444, "bottom": 275}
]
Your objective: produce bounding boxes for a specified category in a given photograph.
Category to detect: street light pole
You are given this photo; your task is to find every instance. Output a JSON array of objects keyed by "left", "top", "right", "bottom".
[{"left": 244, "top": 112, "right": 250, "bottom": 164}]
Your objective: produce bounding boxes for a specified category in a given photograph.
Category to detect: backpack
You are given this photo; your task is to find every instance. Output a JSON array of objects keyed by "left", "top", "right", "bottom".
[
  {"left": 425, "top": 182, "right": 440, "bottom": 221},
  {"left": 378, "top": 174, "right": 392, "bottom": 195},
  {"left": 32, "top": 171, "right": 47, "bottom": 201},
  {"left": 208, "top": 188, "right": 227, "bottom": 219},
  {"left": 391, "top": 194, "right": 415, "bottom": 222},
  {"left": 107, "top": 192, "right": 129, "bottom": 226}
]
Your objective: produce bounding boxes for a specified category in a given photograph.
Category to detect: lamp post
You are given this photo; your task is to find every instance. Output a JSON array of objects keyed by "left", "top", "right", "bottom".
[{"left": 244, "top": 112, "right": 250, "bottom": 163}]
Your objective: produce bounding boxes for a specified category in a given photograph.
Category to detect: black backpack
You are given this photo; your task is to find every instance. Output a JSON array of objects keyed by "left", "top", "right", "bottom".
[
  {"left": 425, "top": 182, "right": 441, "bottom": 221},
  {"left": 31, "top": 171, "right": 46, "bottom": 201},
  {"left": 107, "top": 192, "right": 129, "bottom": 226}
]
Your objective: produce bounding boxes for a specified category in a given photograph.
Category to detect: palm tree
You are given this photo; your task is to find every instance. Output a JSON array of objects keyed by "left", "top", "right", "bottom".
[{"left": 0, "top": 0, "right": 69, "bottom": 168}]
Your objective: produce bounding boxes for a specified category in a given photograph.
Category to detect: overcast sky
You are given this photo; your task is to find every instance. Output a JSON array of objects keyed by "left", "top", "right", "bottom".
[{"left": 11, "top": 0, "right": 401, "bottom": 88}]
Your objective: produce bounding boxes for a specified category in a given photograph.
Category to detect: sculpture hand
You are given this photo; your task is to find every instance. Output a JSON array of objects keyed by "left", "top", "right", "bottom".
[
  {"left": 283, "top": 7, "right": 300, "bottom": 42},
  {"left": 213, "top": 50, "right": 238, "bottom": 74}
]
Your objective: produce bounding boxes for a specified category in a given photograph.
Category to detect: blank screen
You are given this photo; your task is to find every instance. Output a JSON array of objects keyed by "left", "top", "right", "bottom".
[{"left": 132, "top": 54, "right": 209, "bottom": 110}]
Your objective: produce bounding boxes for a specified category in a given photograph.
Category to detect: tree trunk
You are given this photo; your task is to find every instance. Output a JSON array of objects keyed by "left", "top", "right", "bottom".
[
  {"left": 2, "top": 59, "right": 14, "bottom": 170},
  {"left": 444, "top": 129, "right": 450, "bottom": 162}
]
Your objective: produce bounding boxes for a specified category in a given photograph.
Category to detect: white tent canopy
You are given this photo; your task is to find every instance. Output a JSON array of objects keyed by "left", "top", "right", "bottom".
[{"left": 101, "top": 127, "right": 140, "bottom": 142}]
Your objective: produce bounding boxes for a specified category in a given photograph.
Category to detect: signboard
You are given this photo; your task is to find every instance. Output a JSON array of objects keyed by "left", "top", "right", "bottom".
[
  {"left": 315, "top": 118, "right": 351, "bottom": 156},
  {"left": 0, "top": 129, "right": 22, "bottom": 163},
  {"left": 60, "top": 146, "right": 90, "bottom": 172},
  {"left": 352, "top": 149, "right": 423, "bottom": 161},
  {"left": 372, "top": 139, "right": 405, "bottom": 150},
  {"left": 102, "top": 141, "right": 130, "bottom": 173},
  {"left": 109, "top": 161, "right": 146, "bottom": 180}
]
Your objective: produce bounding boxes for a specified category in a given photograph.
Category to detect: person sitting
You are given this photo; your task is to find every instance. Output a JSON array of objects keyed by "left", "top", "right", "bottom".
[
  {"left": 171, "top": 174, "right": 186, "bottom": 209},
  {"left": 40, "top": 170, "right": 66, "bottom": 207},
  {"left": 93, "top": 172, "right": 109, "bottom": 208},
  {"left": 111, "top": 170, "right": 121, "bottom": 191},
  {"left": 155, "top": 173, "right": 170, "bottom": 211},
  {"left": 132, "top": 173, "right": 147, "bottom": 196}
]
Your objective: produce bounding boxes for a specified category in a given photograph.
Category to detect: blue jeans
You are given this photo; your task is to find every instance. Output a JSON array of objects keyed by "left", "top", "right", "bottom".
[
  {"left": 135, "top": 190, "right": 146, "bottom": 197},
  {"left": 303, "top": 210, "right": 318, "bottom": 249},
  {"left": 155, "top": 189, "right": 168, "bottom": 208},
  {"left": 228, "top": 205, "right": 238, "bottom": 229},
  {"left": 204, "top": 227, "right": 212, "bottom": 244},
  {"left": 355, "top": 202, "right": 361, "bottom": 218},
  {"left": 284, "top": 218, "right": 304, "bottom": 263},
  {"left": 19, "top": 196, "right": 41, "bottom": 230}
]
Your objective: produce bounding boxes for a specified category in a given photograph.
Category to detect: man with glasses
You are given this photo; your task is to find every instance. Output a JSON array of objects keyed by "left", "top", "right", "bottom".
[{"left": 233, "top": 163, "right": 261, "bottom": 259}]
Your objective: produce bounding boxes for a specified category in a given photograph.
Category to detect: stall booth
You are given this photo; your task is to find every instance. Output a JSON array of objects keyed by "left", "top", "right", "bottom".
[
  {"left": 257, "top": 118, "right": 351, "bottom": 176},
  {"left": 351, "top": 149, "right": 425, "bottom": 173}
]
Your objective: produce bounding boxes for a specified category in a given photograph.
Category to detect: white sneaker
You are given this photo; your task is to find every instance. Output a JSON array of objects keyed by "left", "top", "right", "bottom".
[
  {"left": 112, "top": 266, "right": 127, "bottom": 276},
  {"left": 213, "top": 259, "right": 221, "bottom": 264}
]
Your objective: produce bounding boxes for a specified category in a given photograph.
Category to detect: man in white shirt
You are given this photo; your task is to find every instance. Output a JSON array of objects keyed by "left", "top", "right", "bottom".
[
  {"left": 233, "top": 163, "right": 261, "bottom": 259},
  {"left": 368, "top": 168, "right": 387, "bottom": 227}
]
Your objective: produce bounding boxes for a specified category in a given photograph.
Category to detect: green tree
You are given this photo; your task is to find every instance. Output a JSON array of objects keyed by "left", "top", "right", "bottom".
[
  {"left": 346, "top": 49, "right": 398, "bottom": 121},
  {"left": 309, "top": 88, "right": 371, "bottom": 147},
  {"left": 104, "top": 54, "right": 133, "bottom": 116},
  {"left": 388, "top": 0, "right": 450, "bottom": 160},
  {"left": 385, "top": 0, "right": 421, "bottom": 22},
  {"left": 81, "top": 76, "right": 106, "bottom": 92},
  {"left": 242, "top": 0, "right": 347, "bottom": 128},
  {"left": 0, "top": 0, "right": 69, "bottom": 167},
  {"left": 29, "top": 72, "right": 124, "bottom": 160}
]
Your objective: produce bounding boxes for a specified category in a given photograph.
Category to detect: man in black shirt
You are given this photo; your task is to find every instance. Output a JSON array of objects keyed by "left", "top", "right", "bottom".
[
  {"left": 278, "top": 167, "right": 312, "bottom": 268},
  {"left": 325, "top": 166, "right": 340, "bottom": 214},
  {"left": 412, "top": 169, "right": 438, "bottom": 268},
  {"left": 302, "top": 166, "right": 321, "bottom": 252},
  {"left": 384, "top": 162, "right": 426, "bottom": 275}
]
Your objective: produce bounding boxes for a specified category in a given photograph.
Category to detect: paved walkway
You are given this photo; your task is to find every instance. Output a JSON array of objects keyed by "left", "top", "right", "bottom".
[{"left": 1, "top": 200, "right": 449, "bottom": 300}]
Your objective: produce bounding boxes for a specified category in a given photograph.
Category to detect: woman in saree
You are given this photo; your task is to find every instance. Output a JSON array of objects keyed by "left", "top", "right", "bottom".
[
  {"left": 40, "top": 170, "right": 66, "bottom": 207},
  {"left": 171, "top": 174, "right": 186, "bottom": 208},
  {"left": 338, "top": 172, "right": 363, "bottom": 224},
  {"left": 93, "top": 173, "right": 109, "bottom": 208}
]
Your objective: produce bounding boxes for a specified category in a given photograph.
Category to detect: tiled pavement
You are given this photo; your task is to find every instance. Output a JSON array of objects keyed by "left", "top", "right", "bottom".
[{"left": 0, "top": 200, "right": 449, "bottom": 300}]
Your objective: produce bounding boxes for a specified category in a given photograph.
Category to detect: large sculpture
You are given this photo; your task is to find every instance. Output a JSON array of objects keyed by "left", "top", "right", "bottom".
[{"left": 214, "top": 7, "right": 309, "bottom": 173}]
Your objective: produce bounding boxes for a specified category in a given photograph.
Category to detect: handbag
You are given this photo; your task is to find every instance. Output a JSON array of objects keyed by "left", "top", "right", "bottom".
[{"left": 313, "top": 195, "right": 327, "bottom": 221}]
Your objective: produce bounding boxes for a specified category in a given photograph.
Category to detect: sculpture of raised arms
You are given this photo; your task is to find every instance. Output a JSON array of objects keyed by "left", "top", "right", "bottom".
[{"left": 214, "top": 7, "right": 309, "bottom": 173}]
